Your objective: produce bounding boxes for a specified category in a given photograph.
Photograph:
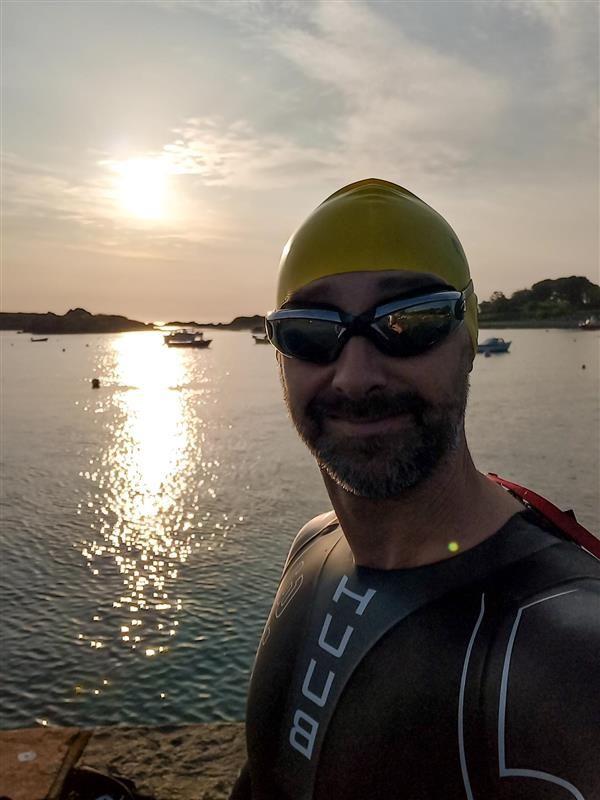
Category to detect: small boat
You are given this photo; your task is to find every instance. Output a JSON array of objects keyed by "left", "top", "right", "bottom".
[
  {"left": 477, "top": 337, "right": 511, "bottom": 354},
  {"left": 30, "top": 337, "right": 48, "bottom": 342},
  {"left": 163, "top": 329, "right": 211, "bottom": 348},
  {"left": 578, "top": 316, "right": 600, "bottom": 330},
  {"left": 252, "top": 334, "right": 270, "bottom": 344}
]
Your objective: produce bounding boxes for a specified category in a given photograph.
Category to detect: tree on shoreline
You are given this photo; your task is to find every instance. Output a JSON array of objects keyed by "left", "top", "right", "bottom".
[{"left": 478, "top": 276, "right": 600, "bottom": 320}]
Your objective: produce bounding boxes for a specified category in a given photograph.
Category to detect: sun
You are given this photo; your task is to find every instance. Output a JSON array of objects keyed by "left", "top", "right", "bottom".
[{"left": 114, "top": 158, "right": 169, "bottom": 220}]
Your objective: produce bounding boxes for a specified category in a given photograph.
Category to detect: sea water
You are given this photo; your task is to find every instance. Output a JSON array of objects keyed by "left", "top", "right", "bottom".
[{"left": 1, "top": 329, "right": 598, "bottom": 728}]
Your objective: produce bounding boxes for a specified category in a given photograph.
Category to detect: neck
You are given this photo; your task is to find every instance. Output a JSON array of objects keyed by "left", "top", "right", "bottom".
[{"left": 322, "top": 438, "right": 523, "bottom": 569}]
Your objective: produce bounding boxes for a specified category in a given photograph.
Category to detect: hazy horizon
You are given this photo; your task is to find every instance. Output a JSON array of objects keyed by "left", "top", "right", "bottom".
[
  {"left": 2, "top": 270, "right": 599, "bottom": 327},
  {"left": 2, "top": 0, "right": 598, "bottom": 323}
]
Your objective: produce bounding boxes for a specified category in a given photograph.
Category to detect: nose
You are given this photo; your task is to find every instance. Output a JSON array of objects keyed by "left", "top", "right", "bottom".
[{"left": 331, "top": 335, "right": 388, "bottom": 398}]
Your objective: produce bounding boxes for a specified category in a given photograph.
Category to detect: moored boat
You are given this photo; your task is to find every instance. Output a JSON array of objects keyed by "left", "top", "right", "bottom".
[
  {"left": 163, "top": 329, "right": 211, "bottom": 348},
  {"left": 252, "top": 334, "right": 270, "bottom": 344},
  {"left": 578, "top": 316, "right": 600, "bottom": 330},
  {"left": 477, "top": 337, "right": 511, "bottom": 354}
]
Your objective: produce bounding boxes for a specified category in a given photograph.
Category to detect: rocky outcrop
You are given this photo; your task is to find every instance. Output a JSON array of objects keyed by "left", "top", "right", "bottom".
[
  {"left": 0, "top": 308, "right": 153, "bottom": 335},
  {"left": 0, "top": 723, "right": 246, "bottom": 800},
  {"left": 166, "top": 316, "right": 265, "bottom": 331}
]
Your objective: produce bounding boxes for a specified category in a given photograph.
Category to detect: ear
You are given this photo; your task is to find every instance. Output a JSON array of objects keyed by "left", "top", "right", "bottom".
[
  {"left": 460, "top": 328, "right": 475, "bottom": 373},
  {"left": 467, "top": 348, "right": 475, "bottom": 373}
]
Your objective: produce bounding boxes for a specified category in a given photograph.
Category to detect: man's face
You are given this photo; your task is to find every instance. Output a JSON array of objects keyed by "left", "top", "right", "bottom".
[{"left": 278, "top": 271, "right": 473, "bottom": 499}]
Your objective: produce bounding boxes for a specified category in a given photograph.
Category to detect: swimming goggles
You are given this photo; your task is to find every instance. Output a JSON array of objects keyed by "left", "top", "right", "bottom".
[{"left": 265, "top": 282, "right": 473, "bottom": 364}]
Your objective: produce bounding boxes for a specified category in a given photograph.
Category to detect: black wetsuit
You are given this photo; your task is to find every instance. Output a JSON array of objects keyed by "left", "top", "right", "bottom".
[{"left": 231, "top": 511, "right": 600, "bottom": 800}]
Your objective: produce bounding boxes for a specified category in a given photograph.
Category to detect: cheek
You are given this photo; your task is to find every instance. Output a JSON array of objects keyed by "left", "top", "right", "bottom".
[
  {"left": 282, "top": 359, "right": 329, "bottom": 411},
  {"left": 406, "top": 342, "right": 467, "bottom": 402},
  {"left": 413, "top": 368, "right": 450, "bottom": 403},
  {"left": 281, "top": 360, "right": 309, "bottom": 408}
]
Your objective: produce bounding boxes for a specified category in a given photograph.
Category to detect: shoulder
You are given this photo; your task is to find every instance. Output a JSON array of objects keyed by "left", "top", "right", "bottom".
[
  {"left": 512, "top": 576, "right": 600, "bottom": 674},
  {"left": 485, "top": 514, "right": 600, "bottom": 609},
  {"left": 494, "top": 578, "right": 600, "bottom": 795},
  {"left": 506, "top": 577, "right": 600, "bottom": 651},
  {"left": 282, "top": 510, "right": 339, "bottom": 576},
  {"left": 487, "top": 531, "right": 600, "bottom": 652}
]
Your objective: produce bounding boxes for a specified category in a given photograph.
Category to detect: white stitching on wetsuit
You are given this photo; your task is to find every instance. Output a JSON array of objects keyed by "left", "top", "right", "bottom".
[
  {"left": 498, "top": 589, "right": 585, "bottom": 800},
  {"left": 458, "top": 592, "right": 486, "bottom": 800}
]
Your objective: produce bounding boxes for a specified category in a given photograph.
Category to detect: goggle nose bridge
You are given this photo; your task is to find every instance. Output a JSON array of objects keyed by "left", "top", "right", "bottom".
[{"left": 334, "top": 314, "right": 391, "bottom": 351}]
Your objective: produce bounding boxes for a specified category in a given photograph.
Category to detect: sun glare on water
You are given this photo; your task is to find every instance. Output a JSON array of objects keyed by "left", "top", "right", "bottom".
[{"left": 114, "top": 158, "right": 169, "bottom": 220}]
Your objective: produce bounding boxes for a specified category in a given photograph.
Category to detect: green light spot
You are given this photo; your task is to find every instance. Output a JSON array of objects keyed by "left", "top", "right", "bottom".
[{"left": 448, "top": 541, "right": 460, "bottom": 553}]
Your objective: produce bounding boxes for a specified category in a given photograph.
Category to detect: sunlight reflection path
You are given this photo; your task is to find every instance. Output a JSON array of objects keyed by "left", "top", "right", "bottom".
[{"left": 77, "top": 334, "right": 219, "bottom": 660}]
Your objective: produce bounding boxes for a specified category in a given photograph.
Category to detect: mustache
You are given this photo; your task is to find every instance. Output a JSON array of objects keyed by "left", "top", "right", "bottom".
[{"left": 306, "top": 391, "right": 427, "bottom": 423}]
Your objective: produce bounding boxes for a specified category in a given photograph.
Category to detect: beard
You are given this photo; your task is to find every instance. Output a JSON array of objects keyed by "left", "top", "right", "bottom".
[{"left": 284, "top": 377, "right": 469, "bottom": 500}]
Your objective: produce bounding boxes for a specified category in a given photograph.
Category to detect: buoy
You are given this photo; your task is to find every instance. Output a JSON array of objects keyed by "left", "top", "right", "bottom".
[
  {"left": 62, "top": 348, "right": 66, "bottom": 352},
  {"left": 91, "top": 378, "right": 100, "bottom": 389},
  {"left": 484, "top": 351, "right": 491, "bottom": 358},
  {"left": 582, "top": 365, "right": 586, "bottom": 370}
]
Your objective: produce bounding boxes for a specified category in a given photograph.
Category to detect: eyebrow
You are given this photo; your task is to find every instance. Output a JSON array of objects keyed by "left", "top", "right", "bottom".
[{"left": 282, "top": 274, "right": 451, "bottom": 308}]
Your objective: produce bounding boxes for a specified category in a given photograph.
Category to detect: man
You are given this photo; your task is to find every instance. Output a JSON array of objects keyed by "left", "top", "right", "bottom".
[{"left": 231, "top": 179, "right": 600, "bottom": 800}]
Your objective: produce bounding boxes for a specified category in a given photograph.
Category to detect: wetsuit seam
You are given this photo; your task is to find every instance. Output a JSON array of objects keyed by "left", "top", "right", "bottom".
[
  {"left": 503, "top": 574, "right": 600, "bottom": 609},
  {"left": 458, "top": 592, "right": 486, "bottom": 800},
  {"left": 475, "top": 574, "right": 598, "bottom": 798},
  {"left": 283, "top": 520, "right": 339, "bottom": 577},
  {"left": 497, "top": 589, "right": 586, "bottom": 800}
]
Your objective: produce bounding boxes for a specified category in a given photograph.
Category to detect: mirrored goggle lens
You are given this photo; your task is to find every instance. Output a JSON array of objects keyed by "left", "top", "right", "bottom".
[
  {"left": 373, "top": 300, "right": 460, "bottom": 356},
  {"left": 267, "top": 296, "right": 463, "bottom": 363},
  {"left": 269, "top": 318, "right": 344, "bottom": 363}
]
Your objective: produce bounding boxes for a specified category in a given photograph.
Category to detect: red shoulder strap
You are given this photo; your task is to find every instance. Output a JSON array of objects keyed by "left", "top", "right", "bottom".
[{"left": 487, "top": 473, "right": 600, "bottom": 558}]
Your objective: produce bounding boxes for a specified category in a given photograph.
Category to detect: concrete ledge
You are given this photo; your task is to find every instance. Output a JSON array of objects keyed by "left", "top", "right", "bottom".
[{"left": 0, "top": 724, "right": 246, "bottom": 800}]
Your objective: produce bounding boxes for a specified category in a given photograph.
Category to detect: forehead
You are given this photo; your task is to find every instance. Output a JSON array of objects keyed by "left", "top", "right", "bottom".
[{"left": 284, "top": 270, "right": 449, "bottom": 310}]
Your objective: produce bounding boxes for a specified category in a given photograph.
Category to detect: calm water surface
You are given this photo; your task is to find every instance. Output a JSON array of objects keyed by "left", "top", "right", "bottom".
[{"left": 1, "top": 329, "right": 598, "bottom": 728}]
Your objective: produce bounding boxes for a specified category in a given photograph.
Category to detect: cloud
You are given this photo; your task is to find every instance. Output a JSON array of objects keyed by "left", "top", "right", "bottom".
[
  {"left": 503, "top": 0, "right": 580, "bottom": 29},
  {"left": 144, "top": 0, "right": 512, "bottom": 187},
  {"left": 270, "top": 2, "right": 511, "bottom": 187},
  {"left": 157, "top": 117, "right": 336, "bottom": 188},
  {"left": 188, "top": 0, "right": 596, "bottom": 187},
  {"left": 501, "top": 0, "right": 598, "bottom": 116},
  {"left": 1, "top": 150, "right": 229, "bottom": 260},
  {"left": 135, "top": 0, "right": 513, "bottom": 196},
  {"left": 156, "top": 0, "right": 308, "bottom": 29},
  {"left": 3, "top": 0, "right": 597, "bottom": 317},
  {"left": 1, "top": 152, "right": 110, "bottom": 227},
  {"left": 8, "top": 0, "right": 594, "bottom": 219}
]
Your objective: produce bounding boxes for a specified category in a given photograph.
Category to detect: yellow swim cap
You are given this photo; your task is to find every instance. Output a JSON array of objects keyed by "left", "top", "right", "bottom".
[{"left": 276, "top": 178, "right": 478, "bottom": 351}]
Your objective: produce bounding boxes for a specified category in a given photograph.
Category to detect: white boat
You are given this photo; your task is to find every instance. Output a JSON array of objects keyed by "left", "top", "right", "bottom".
[
  {"left": 578, "top": 316, "right": 600, "bottom": 330},
  {"left": 477, "top": 337, "right": 511, "bottom": 354},
  {"left": 163, "top": 329, "right": 211, "bottom": 348}
]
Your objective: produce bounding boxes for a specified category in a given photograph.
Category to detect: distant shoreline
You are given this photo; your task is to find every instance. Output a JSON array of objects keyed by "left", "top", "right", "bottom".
[
  {"left": 0, "top": 308, "right": 152, "bottom": 335},
  {"left": 478, "top": 319, "right": 592, "bottom": 329},
  {"left": 0, "top": 309, "right": 265, "bottom": 335},
  {"left": 4, "top": 322, "right": 594, "bottom": 333},
  {"left": 2, "top": 309, "right": 596, "bottom": 334}
]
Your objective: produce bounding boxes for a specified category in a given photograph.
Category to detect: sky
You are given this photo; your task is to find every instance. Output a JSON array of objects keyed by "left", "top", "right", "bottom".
[{"left": 2, "top": 0, "right": 598, "bottom": 323}]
